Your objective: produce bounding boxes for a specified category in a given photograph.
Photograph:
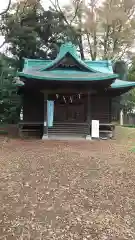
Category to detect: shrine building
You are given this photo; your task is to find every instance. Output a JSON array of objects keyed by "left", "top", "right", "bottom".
[{"left": 16, "top": 42, "right": 135, "bottom": 139}]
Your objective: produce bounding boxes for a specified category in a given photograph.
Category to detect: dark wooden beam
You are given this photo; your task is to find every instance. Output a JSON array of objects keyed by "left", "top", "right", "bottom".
[
  {"left": 86, "top": 91, "right": 91, "bottom": 139},
  {"left": 87, "top": 92, "right": 91, "bottom": 123}
]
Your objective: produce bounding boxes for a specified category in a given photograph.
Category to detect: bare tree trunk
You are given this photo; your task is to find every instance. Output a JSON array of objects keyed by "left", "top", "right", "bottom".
[
  {"left": 103, "top": 25, "right": 110, "bottom": 60},
  {"left": 78, "top": 34, "right": 84, "bottom": 59},
  {"left": 78, "top": 10, "right": 85, "bottom": 59},
  {"left": 86, "top": 33, "right": 96, "bottom": 60},
  {"left": 93, "top": 30, "right": 97, "bottom": 60}
]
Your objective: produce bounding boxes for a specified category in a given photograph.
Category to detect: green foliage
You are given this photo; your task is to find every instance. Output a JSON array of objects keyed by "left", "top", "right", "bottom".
[
  {"left": 121, "top": 90, "right": 135, "bottom": 112},
  {"left": 0, "top": 2, "right": 70, "bottom": 70},
  {"left": 122, "top": 58, "right": 135, "bottom": 112},
  {"left": 0, "top": 54, "right": 21, "bottom": 123},
  {"left": 111, "top": 60, "right": 135, "bottom": 113},
  {"left": 112, "top": 61, "right": 129, "bottom": 115},
  {"left": 128, "top": 58, "right": 135, "bottom": 82}
]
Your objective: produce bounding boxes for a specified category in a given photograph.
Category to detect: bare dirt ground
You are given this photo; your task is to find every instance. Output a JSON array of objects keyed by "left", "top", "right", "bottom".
[{"left": 0, "top": 127, "right": 135, "bottom": 240}]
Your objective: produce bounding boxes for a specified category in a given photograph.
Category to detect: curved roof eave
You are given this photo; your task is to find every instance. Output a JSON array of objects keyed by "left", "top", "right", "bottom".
[
  {"left": 23, "top": 58, "right": 114, "bottom": 74},
  {"left": 111, "top": 79, "right": 135, "bottom": 89},
  {"left": 18, "top": 71, "right": 118, "bottom": 81}
]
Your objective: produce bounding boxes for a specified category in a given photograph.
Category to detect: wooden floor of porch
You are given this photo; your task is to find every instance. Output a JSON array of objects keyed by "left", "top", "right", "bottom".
[{"left": 18, "top": 121, "right": 115, "bottom": 139}]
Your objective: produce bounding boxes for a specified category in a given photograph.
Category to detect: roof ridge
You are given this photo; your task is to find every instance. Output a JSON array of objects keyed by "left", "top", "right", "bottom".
[{"left": 39, "top": 42, "right": 98, "bottom": 72}]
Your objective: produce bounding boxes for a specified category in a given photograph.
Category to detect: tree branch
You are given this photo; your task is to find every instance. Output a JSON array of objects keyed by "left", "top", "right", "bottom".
[
  {"left": 112, "top": 23, "right": 122, "bottom": 56},
  {"left": 0, "top": 40, "right": 6, "bottom": 49},
  {"left": 103, "top": 24, "right": 111, "bottom": 59},
  {"left": 86, "top": 32, "right": 95, "bottom": 60},
  {"left": 49, "top": 0, "right": 84, "bottom": 55},
  {"left": 49, "top": 0, "right": 70, "bottom": 26},
  {"left": 70, "top": 0, "right": 82, "bottom": 24},
  {"left": 113, "top": 44, "right": 129, "bottom": 61},
  {"left": 0, "top": 0, "right": 11, "bottom": 15},
  {"left": 117, "top": 45, "right": 129, "bottom": 60}
]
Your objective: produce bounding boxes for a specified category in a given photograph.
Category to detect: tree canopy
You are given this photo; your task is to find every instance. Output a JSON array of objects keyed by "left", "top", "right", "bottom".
[
  {"left": 51, "top": 0, "right": 135, "bottom": 60},
  {"left": 1, "top": 0, "right": 135, "bottom": 61},
  {"left": 0, "top": 0, "right": 71, "bottom": 70}
]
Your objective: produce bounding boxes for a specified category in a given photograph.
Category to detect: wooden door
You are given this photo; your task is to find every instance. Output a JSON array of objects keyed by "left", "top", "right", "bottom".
[{"left": 54, "top": 103, "right": 85, "bottom": 122}]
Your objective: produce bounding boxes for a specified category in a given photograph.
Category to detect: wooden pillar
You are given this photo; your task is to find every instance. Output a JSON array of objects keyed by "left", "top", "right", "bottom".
[
  {"left": 86, "top": 91, "right": 91, "bottom": 140},
  {"left": 42, "top": 93, "right": 48, "bottom": 139},
  {"left": 109, "top": 98, "right": 112, "bottom": 122}
]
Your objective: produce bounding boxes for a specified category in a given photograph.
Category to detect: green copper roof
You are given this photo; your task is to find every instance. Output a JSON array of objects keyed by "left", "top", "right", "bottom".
[
  {"left": 18, "top": 42, "right": 119, "bottom": 82},
  {"left": 84, "top": 60, "right": 113, "bottom": 74},
  {"left": 39, "top": 42, "right": 97, "bottom": 72},
  {"left": 23, "top": 43, "right": 113, "bottom": 73},
  {"left": 18, "top": 70, "right": 118, "bottom": 81},
  {"left": 17, "top": 42, "right": 135, "bottom": 92},
  {"left": 111, "top": 79, "right": 135, "bottom": 89},
  {"left": 23, "top": 58, "right": 113, "bottom": 74}
]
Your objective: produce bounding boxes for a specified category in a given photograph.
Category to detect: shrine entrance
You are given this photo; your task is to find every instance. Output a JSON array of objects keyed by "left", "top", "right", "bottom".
[
  {"left": 53, "top": 94, "right": 87, "bottom": 123},
  {"left": 46, "top": 93, "right": 89, "bottom": 138}
]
